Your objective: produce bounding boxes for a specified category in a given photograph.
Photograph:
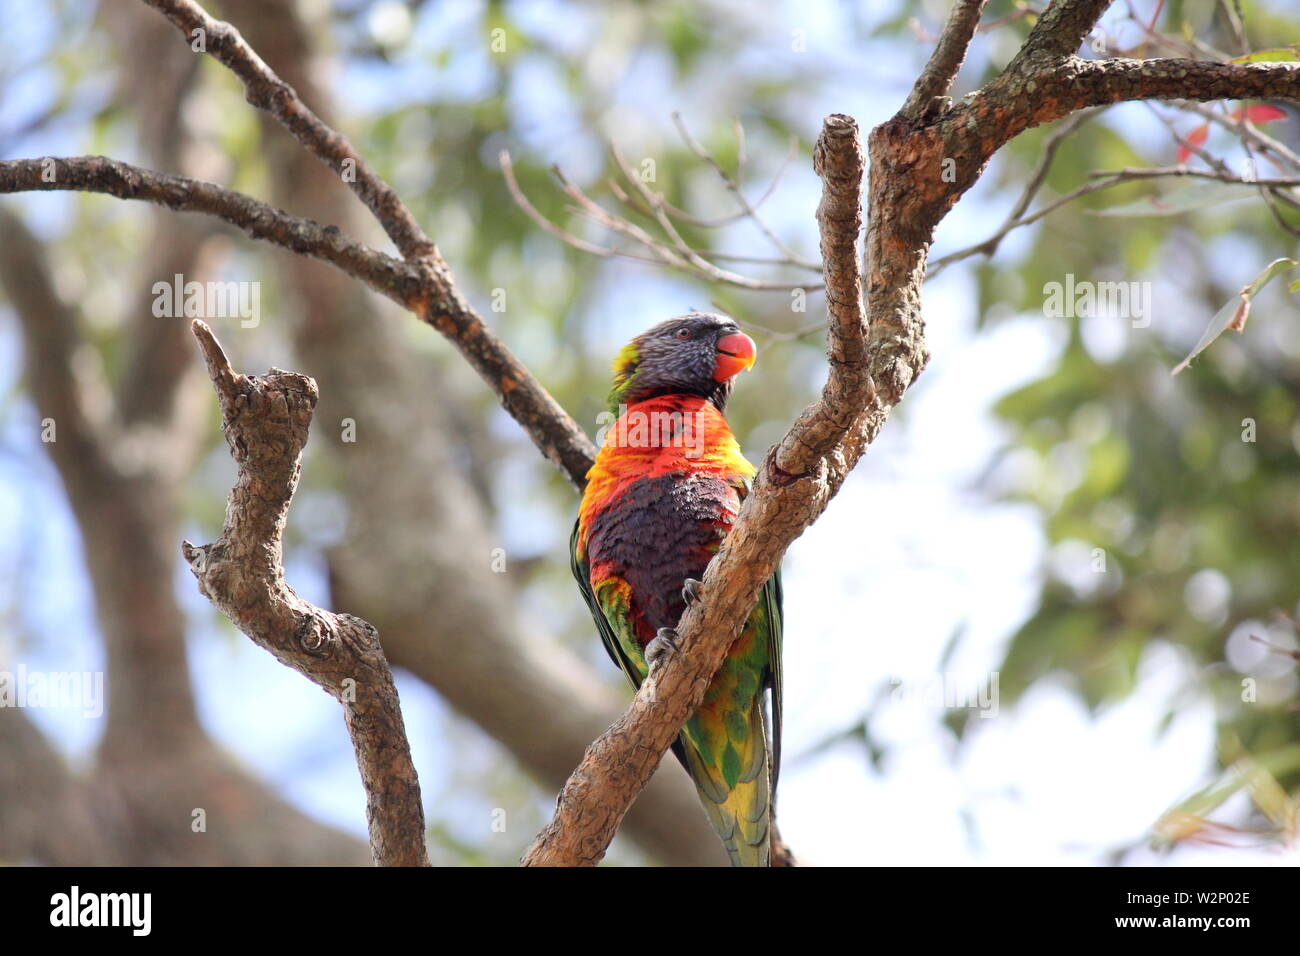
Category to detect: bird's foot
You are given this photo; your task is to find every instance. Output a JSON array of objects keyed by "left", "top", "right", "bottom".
[
  {"left": 646, "top": 627, "right": 679, "bottom": 671},
  {"left": 681, "top": 578, "right": 704, "bottom": 607}
]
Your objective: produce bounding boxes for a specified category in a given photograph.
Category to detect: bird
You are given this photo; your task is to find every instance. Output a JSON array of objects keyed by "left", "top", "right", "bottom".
[{"left": 571, "top": 312, "right": 782, "bottom": 866}]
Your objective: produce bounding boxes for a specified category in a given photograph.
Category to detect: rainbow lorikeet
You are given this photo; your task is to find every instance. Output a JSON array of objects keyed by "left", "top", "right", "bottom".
[{"left": 571, "top": 312, "right": 783, "bottom": 867}]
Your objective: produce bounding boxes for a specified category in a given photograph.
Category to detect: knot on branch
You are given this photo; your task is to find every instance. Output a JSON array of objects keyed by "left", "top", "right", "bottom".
[
  {"left": 764, "top": 446, "right": 808, "bottom": 487},
  {"left": 297, "top": 615, "right": 336, "bottom": 657}
]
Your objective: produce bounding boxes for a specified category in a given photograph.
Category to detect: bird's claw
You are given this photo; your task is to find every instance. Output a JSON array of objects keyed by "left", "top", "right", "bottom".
[
  {"left": 682, "top": 578, "right": 703, "bottom": 607},
  {"left": 646, "top": 627, "right": 679, "bottom": 671}
]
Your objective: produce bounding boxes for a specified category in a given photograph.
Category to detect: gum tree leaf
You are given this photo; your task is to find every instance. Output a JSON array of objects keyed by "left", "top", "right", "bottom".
[{"left": 1172, "top": 258, "right": 1300, "bottom": 375}]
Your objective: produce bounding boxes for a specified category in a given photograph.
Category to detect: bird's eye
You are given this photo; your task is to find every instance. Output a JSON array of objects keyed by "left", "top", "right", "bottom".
[{"left": 675, "top": 328, "right": 693, "bottom": 340}]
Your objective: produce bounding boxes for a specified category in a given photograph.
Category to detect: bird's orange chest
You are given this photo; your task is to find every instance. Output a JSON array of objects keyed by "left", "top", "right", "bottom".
[{"left": 578, "top": 395, "right": 753, "bottom": 546}]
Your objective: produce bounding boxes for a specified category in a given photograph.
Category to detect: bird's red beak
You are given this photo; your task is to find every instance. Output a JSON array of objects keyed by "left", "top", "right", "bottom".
[{"left": 714, "top": 332, "right": 757, "bottom": 382}]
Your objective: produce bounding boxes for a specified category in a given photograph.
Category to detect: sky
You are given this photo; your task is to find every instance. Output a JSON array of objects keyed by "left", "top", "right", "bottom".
[{"left": 1, "top": 0, "right": 1294, "bottom": 866}]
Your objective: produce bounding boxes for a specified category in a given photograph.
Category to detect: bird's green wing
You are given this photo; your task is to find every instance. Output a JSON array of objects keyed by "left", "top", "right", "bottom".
[
  {"left": 570, "top": 518, "right": 644, "bottom": 691},
  {"left": 733, "top": 475, "right": 784, "bottom": 795}
]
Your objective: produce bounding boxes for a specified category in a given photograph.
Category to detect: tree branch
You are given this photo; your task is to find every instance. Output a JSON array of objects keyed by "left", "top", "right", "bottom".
[
  {"left": 900, "top": 0, "right": 990, "bottom": 121},
  {"left": 1066, "top": 56, "right": 1300, "bottom": 112},
  {"left": 1008, "top": 0, "right": 1113, "bottom": 69},
  {"left": 0, "top": 154, "right": 598, "bottom": 488},
  {"left": 138, "top": 0, "right": 597, "bottom": 487},
  {"left": 182, "top": 320, "right": 428, "bottom": 867},
  {"left": 976, "top": 57, "right": 1300, "bottom": 148},
  {"left": 0, "top": 156, "right": 421, "bottom": 298},
  {"left": 140, "top": 0, "right": 434, "bottom": 260},
  {"left": 772, "top": 114, "right": 871, "bottom": 473}
]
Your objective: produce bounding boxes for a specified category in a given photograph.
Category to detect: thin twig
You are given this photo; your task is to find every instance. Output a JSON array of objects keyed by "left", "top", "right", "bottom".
[
  {"left": 1087, "top": 165, "right": 1300, "bottom": 187},
  {"left": 929, "top": 175, "right": 1125, "bottom": 277},
  {"left": 1173, "top": 100, "right": 1300, "bottom": 172},
  {"left": 672, "top": 113, "right": 820, "bottom": 270},
  {"left": 548, "top": 159, "right": 818, "bottom": 291},
  {"left": 928, "top": 108, "right": 1099, "bottom": 277}
]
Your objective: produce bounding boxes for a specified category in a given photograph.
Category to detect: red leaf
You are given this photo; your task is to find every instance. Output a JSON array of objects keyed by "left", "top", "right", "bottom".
[
  {"left": 1236, "top": 104, "right": 1286, "bottom": 125},
  {"left": 1177, "top": 124, "right": 1209, "bottom": 164}
]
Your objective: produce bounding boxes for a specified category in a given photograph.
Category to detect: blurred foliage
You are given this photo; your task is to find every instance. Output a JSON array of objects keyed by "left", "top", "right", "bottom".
[{"left": 946, "top": 0, "right": 1300, "bottom": 854}]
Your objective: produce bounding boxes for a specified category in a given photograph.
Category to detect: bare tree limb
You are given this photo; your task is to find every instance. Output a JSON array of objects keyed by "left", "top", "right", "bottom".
[
  {"left": 141, "top": 0, "right": 434, "bottom": 260},
  {"left": 772, "top": 115, "right": 870, "bottom": 474},
  {"left": 928, "top": 55, "right": 1300, "bottom": 276},
  {"left": 1009, "top": 0, "right": 1113, "bottom": 68},
  {"left": 182, "top": 320, "right": 428, "bottom": 867},
  {"left": 994, "top": 57, "right": 1300, "bottom": 140},
  {"left": 0, "top": 156, "right": 421, "bottom": 298},
  {"left": 137, "top": 1, "right": 598, "bottom": 487},
  {"left": 0, "top": 154, "right": 598, "bottom": 488},
  {"left": 1073, "top": 56, "right": 1300, "bottom": 108},
  {"left": 900, "top": 0, "right": 990, "bottom": 121}
]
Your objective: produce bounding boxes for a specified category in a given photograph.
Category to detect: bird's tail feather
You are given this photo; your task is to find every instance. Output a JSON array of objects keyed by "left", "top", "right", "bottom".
[{"left": 680, "top": 695, "right": 771, "bottom": 867}]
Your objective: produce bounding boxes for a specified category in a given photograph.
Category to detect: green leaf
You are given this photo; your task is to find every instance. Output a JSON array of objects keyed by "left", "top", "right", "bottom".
[
  {"left": 1172, "top": 258, "right": 1300, "bottom": 375},
  {"left": 1158, "top": 746, "right": 1300, "bottom": 843},
  {"left": 1230, "top": 45, "right": 1300, "bottom": 63}
]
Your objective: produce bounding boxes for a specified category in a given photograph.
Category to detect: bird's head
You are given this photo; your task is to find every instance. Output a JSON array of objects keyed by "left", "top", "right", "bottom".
[{"left": 607, "top": 312, "right": 757, "bottom": 414}]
